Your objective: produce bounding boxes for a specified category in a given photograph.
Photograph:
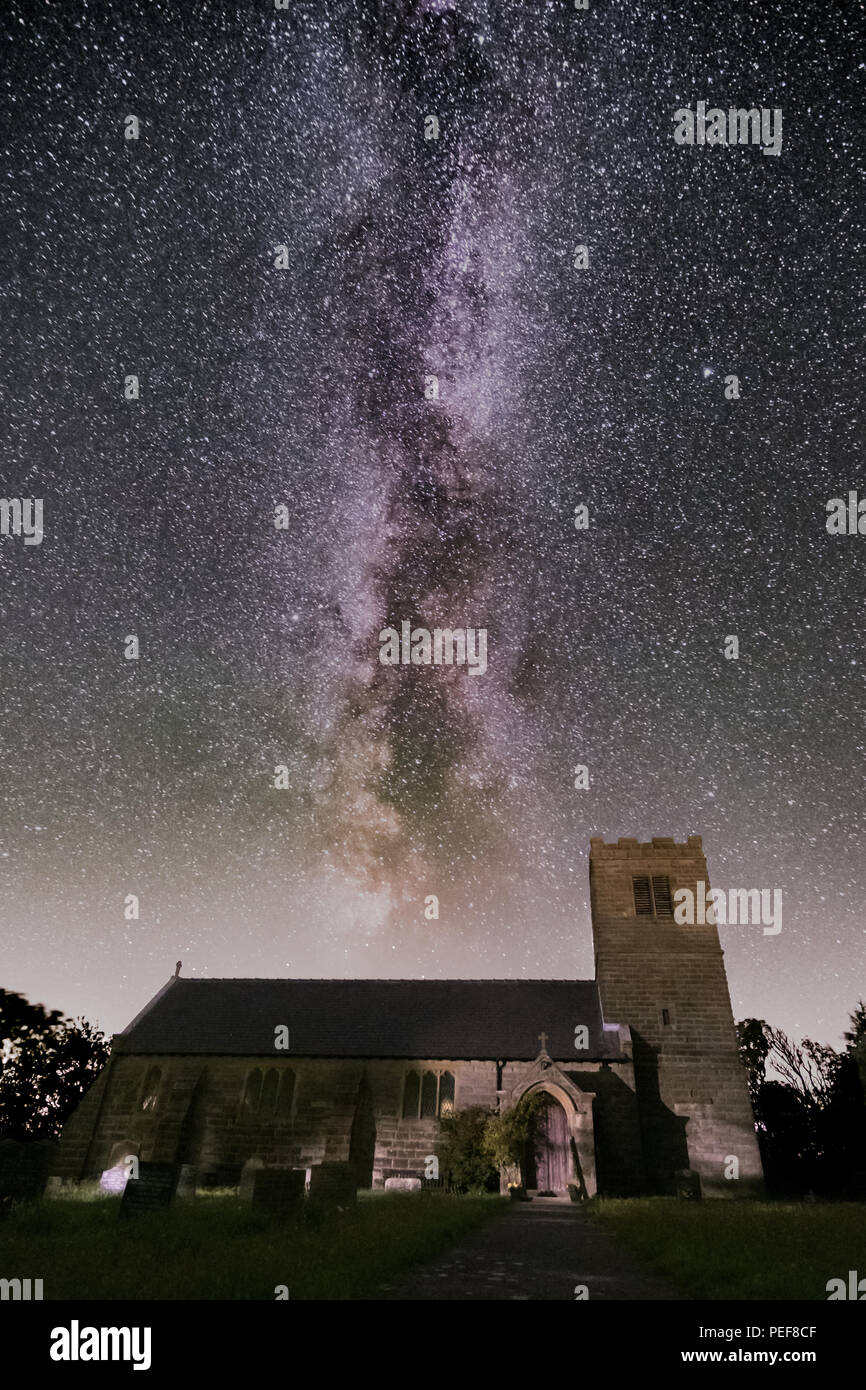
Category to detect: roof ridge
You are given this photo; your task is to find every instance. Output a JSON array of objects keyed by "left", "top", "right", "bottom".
[{"left": 174, "top": 976, "right": 590, "bottom": 984}]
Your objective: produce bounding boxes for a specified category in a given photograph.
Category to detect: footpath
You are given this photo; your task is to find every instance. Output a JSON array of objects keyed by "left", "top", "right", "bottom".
[{"left": 378, "top": 1198, "right": 682, "bottom": 1301}]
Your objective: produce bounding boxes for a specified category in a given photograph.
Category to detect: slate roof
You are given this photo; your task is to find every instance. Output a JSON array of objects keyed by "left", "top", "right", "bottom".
[{"left": 116, "top": 977, "right": 620, "bottom": 1060}]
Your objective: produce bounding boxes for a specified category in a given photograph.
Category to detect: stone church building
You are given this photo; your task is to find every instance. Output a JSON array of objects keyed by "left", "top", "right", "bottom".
[{"left": 54, "top": 836, "right": 764, "bottom": 1197}]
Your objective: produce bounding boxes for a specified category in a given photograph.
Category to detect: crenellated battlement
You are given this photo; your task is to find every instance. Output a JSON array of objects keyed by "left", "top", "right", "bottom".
[{"left": 590, "top": 835, "right": 704, "bottom": 858}]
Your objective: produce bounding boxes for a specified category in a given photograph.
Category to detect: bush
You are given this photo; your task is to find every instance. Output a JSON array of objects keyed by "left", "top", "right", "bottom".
[
  {"left": 436, "top": 1106, "right": 499, "bottom": 1193},
  {"left": 436, "top": 1095, "right": 547, "bottom": 1192},
  {"left": 481, "top": 1092, "right": 544, "bottom": 1183}
]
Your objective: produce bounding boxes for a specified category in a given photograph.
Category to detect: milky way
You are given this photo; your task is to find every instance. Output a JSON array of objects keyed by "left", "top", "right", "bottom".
[{"left": 0, "top": 0, "right": 863, "bottom": 1041}]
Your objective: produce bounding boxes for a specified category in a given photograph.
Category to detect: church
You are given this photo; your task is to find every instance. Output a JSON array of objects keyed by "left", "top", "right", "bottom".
[{"left": 53, "top": 835, "right": 764, "bottom": 1198}]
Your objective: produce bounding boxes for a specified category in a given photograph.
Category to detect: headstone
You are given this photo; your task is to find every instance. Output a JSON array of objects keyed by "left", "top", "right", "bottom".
[
  {"left": 308, "top": 1162, "right": 357, "bottom": 1213},
  {"left": 100, "top": 1142, "right": 140, "bottom": 1195},
  {"left": 239, "top": 1158, "right": 265, "bottom": 1203},
  {"left": 0, "top": 1139, "right": 55, "bottom": 1215},
  {"left": 119, "top": 1162, "right": 179, "bottom": 1217},
  {"left": 99, "top": 1162, "right": 131, "bottom": 1196},
  {"left": 674, "top": 1167, "right": 702, "bottom": 1200},
  {"left": 384, "top": 1177, "right": 422, "bottom": 1193},
  {"left": 198, "top": 1164, "right": 241, "bottom": 1190},
  {"left": 251, "top": 1168, "right": 306, "bottom": 1221},
  {"left": 176, "top": 1164, "right": 198, "bottom": 1199}
]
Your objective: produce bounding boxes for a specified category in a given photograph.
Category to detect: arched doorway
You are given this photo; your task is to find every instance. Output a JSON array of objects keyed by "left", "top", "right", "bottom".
[{"left": 525, "top": 1092, "right": 569, "bottom": 1194}]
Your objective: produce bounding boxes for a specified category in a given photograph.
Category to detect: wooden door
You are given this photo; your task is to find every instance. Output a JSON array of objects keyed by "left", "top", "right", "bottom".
[{"left": 528, "top": 1093, "right": 569, "bottom": 1193}]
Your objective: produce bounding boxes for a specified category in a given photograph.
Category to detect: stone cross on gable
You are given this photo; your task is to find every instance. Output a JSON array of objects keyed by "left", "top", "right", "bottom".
[{"left": 538, "top": 1031, "right": 549, "bottom": 1053}]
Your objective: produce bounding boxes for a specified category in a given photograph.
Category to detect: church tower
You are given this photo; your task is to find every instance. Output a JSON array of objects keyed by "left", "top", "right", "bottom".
[{"left": 590, "top": 835, "right": 764, "bottom": 1196}]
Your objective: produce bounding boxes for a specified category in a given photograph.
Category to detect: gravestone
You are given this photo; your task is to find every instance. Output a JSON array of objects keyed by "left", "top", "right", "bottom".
[
  {"left": 198, "top": 1164, "right": 241, "bottom": 1190},
  {"left": 384, "top": 1177, "right": 422, "bottom": 1193},
  {"left": 308, "top": 1162, "right": 357, "bottom": 1214},
  {"left": 239, "top": 1157, "right": 265, "bottom": 1203},
  {"left": 0, "top": 1139, "right": 55, "bottom": 1216},
  {"left": 674, "top": 1167, "right": 702, "bottom": 1200},
  {"left": 119, "top": 1162, "right": 179, "bottom": 1217},
  {"left": 251, "top": 1168, "right": 306, "bottom": 1222},
  {"left": 176, "top": 1164, "right": 198, "bottom": 1199},
  {"left": 100, "top": 1141, "right": 141, "bottom": 1196},
  {"left": 99, "top": 1162, "right": 131, "bottom": 1196}
]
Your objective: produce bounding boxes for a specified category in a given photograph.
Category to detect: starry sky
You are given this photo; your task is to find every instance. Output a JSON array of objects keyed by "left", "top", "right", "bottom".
[{"left": 1, "top": 0, "right": 863, "bottom": 1045}]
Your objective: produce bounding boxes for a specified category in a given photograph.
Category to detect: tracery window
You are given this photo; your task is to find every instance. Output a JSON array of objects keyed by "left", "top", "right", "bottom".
[
  {"left": 242, "top": 1067, "right": 262, "bottom": 1113},
  {"left": 402, "top": 1069, "right": 455, "bottom": 1119}
]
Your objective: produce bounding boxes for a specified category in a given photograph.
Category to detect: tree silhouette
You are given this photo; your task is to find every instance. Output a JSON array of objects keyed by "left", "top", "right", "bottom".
[
  {"left": 0, "top": 989, "right": 110, "bottom": 1141},
  {"left": 843, "top": 1001, "right": 866, "bottom": 1047},
  {"left": 737, "top": 1016, "right": 770, "bottom": 1108},
  {"left": 738, "top": 1006, "right": 866, "bottom": 1197}
]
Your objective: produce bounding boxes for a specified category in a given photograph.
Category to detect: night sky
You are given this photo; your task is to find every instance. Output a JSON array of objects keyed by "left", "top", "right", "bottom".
[{"left": 1, "top": 0, "right": 863, "bottom": 1045}]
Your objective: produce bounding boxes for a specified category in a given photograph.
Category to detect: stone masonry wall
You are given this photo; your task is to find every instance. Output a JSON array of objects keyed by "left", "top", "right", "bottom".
[
  {"left": 590, "top": 835, "right": 764, "bottom": 1196},
  {"left": 53, "top": 1050, "right": 644, "bottom": 1194}
]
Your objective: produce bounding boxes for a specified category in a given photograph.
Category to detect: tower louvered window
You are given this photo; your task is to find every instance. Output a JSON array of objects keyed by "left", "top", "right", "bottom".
[
  {"left": 633, "top": 876, "right": 653, "bottom": 914},
  {"left": 633, "top": 875, "right": 674, "bottom": 917},
  {"left": 652, "top": 876, "right": 673, "bottom": 915}
]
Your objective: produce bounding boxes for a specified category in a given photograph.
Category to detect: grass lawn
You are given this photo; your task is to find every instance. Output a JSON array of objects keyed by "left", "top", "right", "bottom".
[
  {"left": 590, "top": 1198, "right": 866, "bottom": 1300},
  {"left": 0, "top": 1188, "right": 506, "bottom": 1299}
]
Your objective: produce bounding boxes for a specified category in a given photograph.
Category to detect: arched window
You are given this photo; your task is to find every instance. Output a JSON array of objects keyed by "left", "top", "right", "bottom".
[
  {"left": 438, "top": 1071, "right": 455, "bottom": 1118},
  {"left": 139, "top": 1066, "right": 162, "bottom": 1112},
  {"left": 402, "top": 1070, "right": 457, "bottom": 1119},
  {"left": 242, "top": 1068, "right": 262, "bottom": 1114},
  {"left": 402, "top": 1070, "right": 420, "bottom": 1118},
  {"left": 420, "top": 1071, "right": 438, "bottom": 1118},
  {"left": 260, "top": 1068, "right": 279, "bottom": 1117},
  {"left": 277, "top": 1069, "right": 295, "bottom": 1119}
]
